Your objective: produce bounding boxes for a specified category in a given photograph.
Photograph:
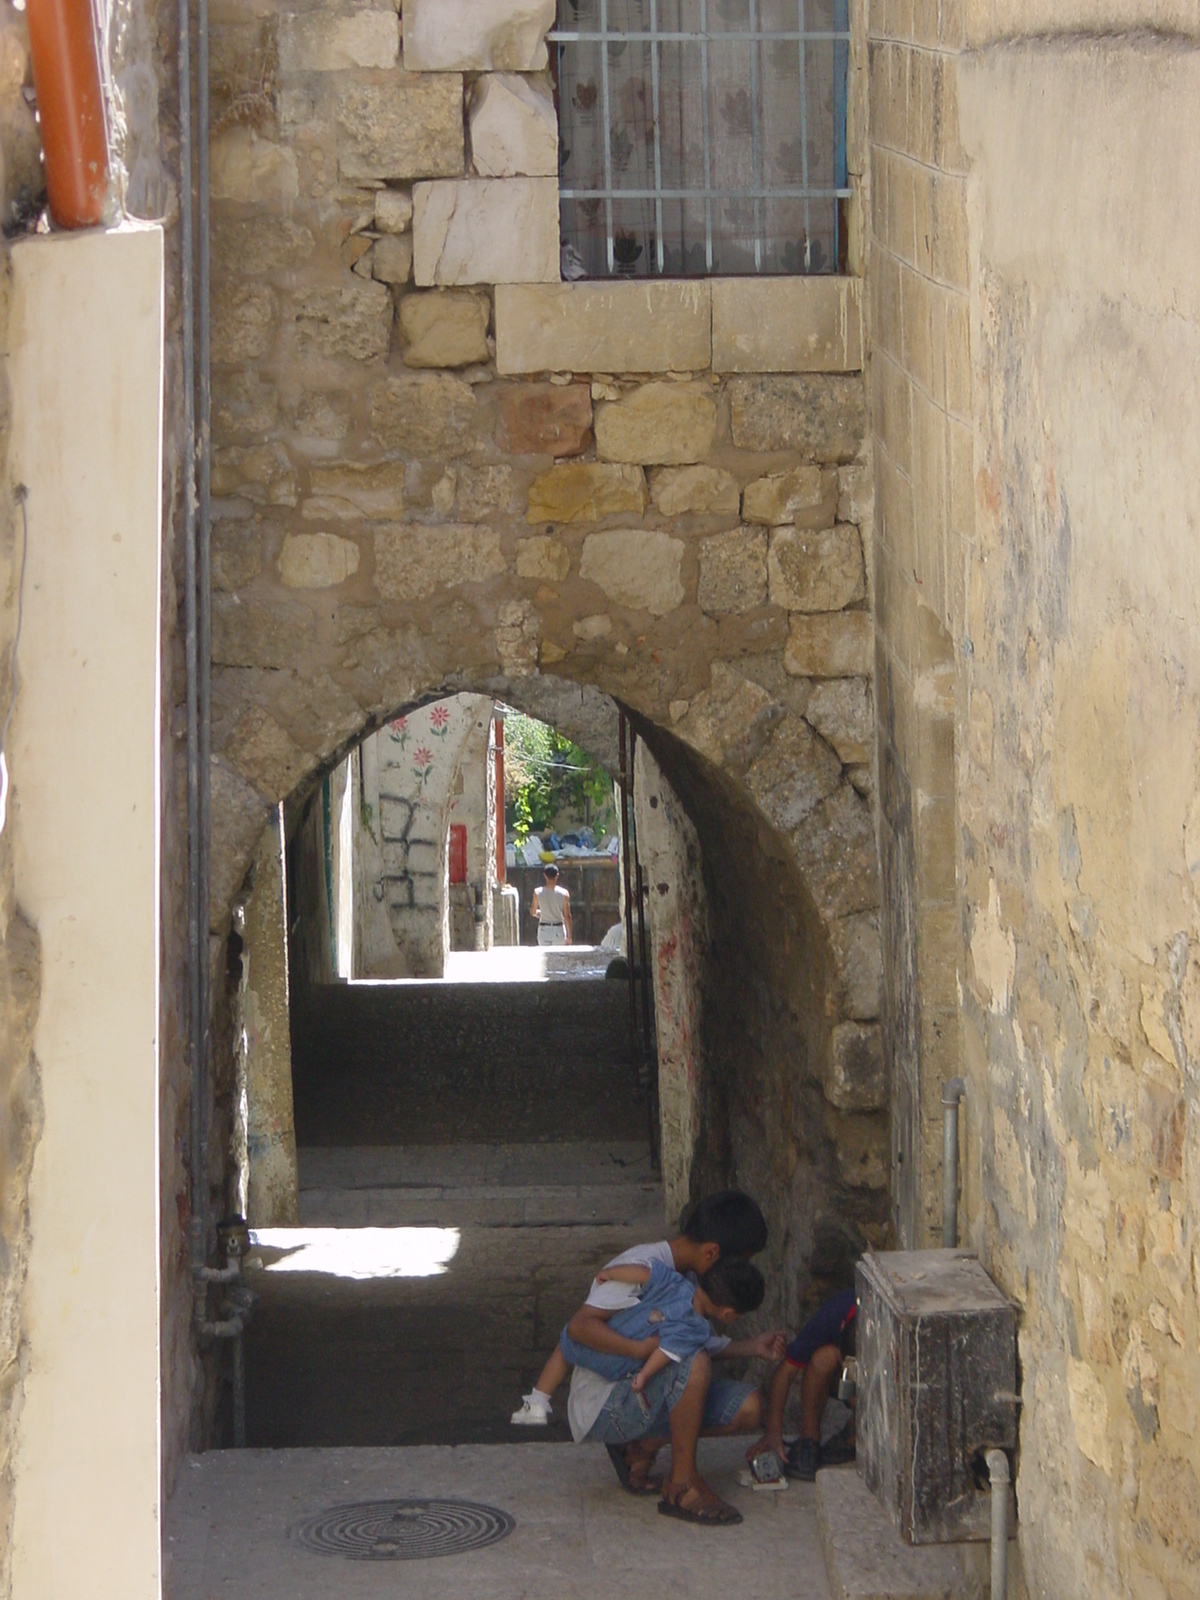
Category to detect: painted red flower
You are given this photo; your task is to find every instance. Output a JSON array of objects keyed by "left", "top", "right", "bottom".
[
  {"left": 413, "top": 746, "right": 433, "bottom": 768},
  {"left": 429, "top": 705, "right": 450, "bottom": 729}
]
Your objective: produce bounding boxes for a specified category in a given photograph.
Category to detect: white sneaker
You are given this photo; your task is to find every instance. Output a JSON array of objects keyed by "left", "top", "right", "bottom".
[{"left": 511, "top": 1394, "right": 551, "bottom": 1426}]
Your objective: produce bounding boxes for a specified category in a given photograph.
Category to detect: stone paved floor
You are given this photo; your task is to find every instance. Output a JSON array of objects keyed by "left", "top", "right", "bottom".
[{"left": 165, "top": 1439, "right": 835, "bottom": 1600}]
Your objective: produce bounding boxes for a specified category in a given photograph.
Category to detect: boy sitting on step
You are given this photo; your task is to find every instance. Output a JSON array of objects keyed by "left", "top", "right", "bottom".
[{"left": 746, "top": 1286, "right": 857, "bottom": 1481}]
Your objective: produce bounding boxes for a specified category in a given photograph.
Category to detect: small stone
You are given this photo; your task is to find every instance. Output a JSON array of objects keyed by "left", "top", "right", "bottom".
[
  {"left": 675, "top": 664, "right": 777, "bottom": 770},
  {"left": 829, "top": 911, "right": 882, "bottom": 1021},
  {"left": 526, "top": 462, "right": 646, "bottom": 523},
  {"left": 838, "top": 463, "right": 873, "bottom": 526},
  {"left": 413, "top": 177, "right": 559, "bottom": 286},
  {"left": 370, "top": 374, "right": 479, "bottom": 456},
  {"left": 293, "top": 282, "right": 392, "bottom": 362},
  {"left": 431, "top": 469, "right": 457, "bottom": 515},
  {"left": 212, "top": 595, "right": 316, "bottom": 670},
  {"left": 304, "top": 462, "right": 405, "bottom": 521},
  {"left": 745, "top": 714, "right": 842, "bottom": 834},
  {"left": 340, "top": 233, "right": 373, "bottom": 273},
  {"left": 469, "top": 72, "right": 558, "bottom": 177},
  {"left": 373, "top": 523, "right": 507, "bottom": 600},
  {"left": 826, "top": 1022, "right": 885, "bottom": 1111},
  {"left": 649, "top": 465, "right": 740, "bottom": 517},
  {"left": 214, "top": 373, "right": 278, "bottom": 441},
  {"left": 594, "top": 381, "right": 717, "bottom": 466},
  {"left": 335, "top": 75, "right": 464, "bottom": 182},
  {"left": 669, "top": 699, "right": 689, "bottom": 722},
  {"left": 540, "top": 641, "right": 567, "bottom": 663},
  {"left": 457, "top": 464, "right": 515, "bottom": 519},
  {"left": 294, "top": 393, "right": 350, "bottom": 440},
  {"left": 580, "top": 529, "right": 684, "bottom": 615},
  {"left": 806, "top": 678, "right": 873, "bottom": 765},
  {"left": 375, "top": 189, "right": 414, "bottom": 234},
  {"left": 793, "top": 785, "right": 880, "bottom": 919},
  {"left": 211, "top": 524, "right": 262, "bottom": 591},
  {"left": 211, "top": 445, "right": 297, "bottom": 506},
  {"left": 278, "top": 532, "right": 361, "bottom": 589},
  {"left": 729, "top": 375, "right": 867, "bottom": 461},
  {"left": 221, "top": 707, "right": 311, "bottom": 802},
  {"left": 496, "top": 599, "right": 539, "bottom": 674},
  {"left": 742, "top": 465, "right": 838, "bottom": 528},
  {"left": 496, "top": 383, "right": 593, "bottom": 456},
  {"left": 210, "top": 128, "right": 298, "bottom": 204},
  {"left": 769, "top": 525, "right": 866, "bottom": 613},
  {"left": 495, "top": 281, "right": 711, "bottom": 376},
  {"left": 212, "top": 284, "right": 277, "bottom": 365},
  {"left": 573, "top": 614, "right": 612, "bottom": 640},
  {"left": 398, "top": 290, "right": 490, "bottom": 369},
  {"left": 785, "top": 612, "right": 873, "bottom": 677},
  {"left": 592, "top": 379, "right": 620, "bottom": 402},
  {"left": 212, "top": 217, "right": 315, "bottom": 277},
  {"left": 373, "top": 234, "right": 413, "bottom": 286},
  {"left": 697, "top": 527, "right": 768, "bottom": 614},
  {"left": 516, "top": 535, "right": 569, "bottom": 580},
  {"left": 403, "top": 0, "right": 555, "bottom": 70}
]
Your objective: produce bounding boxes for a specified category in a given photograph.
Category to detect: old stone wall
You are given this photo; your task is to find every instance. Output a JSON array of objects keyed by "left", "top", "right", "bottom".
[{"left": 868, "top": 7, "right": 1200, "bottom": 1598}]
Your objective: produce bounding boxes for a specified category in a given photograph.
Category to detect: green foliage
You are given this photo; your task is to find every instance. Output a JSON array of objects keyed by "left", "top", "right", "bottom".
[{"left": 503, "top": 712, "right": 615, "bottom": 844}]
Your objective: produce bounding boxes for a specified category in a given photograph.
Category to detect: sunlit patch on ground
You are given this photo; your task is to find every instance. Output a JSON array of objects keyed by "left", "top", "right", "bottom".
[{"left": 249, "top": 1226, "right": 461, "bottom": 1280}]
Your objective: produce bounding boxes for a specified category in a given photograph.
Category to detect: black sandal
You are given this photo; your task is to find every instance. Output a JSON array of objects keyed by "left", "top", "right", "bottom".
[
  {"left": 657, "top": 1477, "right": 743, "bottom": 1526},
  {"left": 606, "top": 1442, "right": 664, "bottom": 1496}
]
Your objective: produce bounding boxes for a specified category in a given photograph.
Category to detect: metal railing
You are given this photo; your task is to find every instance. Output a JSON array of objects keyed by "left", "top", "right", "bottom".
[{"left": 552, "top": 0, "right": 851, "bottom": 277}]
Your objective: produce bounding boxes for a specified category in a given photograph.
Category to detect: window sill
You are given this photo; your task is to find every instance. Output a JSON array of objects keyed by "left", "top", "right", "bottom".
[{"left": 495, "top": 275, "right": 862, "bottom": 376}]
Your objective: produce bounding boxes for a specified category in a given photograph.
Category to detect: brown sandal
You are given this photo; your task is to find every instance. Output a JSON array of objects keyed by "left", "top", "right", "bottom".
[
  {"left": 606, "top": 1442, "right": 665, "bottom": 1496},
  {"left": 657, "top": 1476, "right": 743, "bottom": 1526}
]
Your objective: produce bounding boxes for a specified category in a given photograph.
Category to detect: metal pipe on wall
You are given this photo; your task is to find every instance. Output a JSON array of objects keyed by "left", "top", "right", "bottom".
[
  {"left": 985, "top": 1448, "right": 1010, "bottom": 1599},
  {"left": 941, "top": 1076, "right": 966, "bottom": 1248}
]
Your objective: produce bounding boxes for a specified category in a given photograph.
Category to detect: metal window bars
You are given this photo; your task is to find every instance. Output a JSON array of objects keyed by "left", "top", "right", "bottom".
[{"left": 552, "top": 0, "right": 851, "bottom": 279}]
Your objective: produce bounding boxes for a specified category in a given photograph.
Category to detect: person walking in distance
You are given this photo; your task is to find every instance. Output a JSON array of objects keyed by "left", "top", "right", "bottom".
[{"left": 532, "top": 863, "right": 572, "bottom": 946}]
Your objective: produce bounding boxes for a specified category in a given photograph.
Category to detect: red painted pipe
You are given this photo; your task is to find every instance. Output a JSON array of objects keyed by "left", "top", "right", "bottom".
[{"left": 25, "top": 0, "right": 109, "bottom": 228}]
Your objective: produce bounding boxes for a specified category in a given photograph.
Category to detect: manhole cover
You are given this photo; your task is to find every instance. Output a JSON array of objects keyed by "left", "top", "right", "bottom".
[{"left": 295, "top": 1498, "right": 516, "bottom": 1561}]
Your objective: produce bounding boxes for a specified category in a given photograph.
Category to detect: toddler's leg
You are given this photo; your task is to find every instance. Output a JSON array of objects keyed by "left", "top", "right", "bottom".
[
  {"left": 511, "top": 1345, "right": 571, "bottom": 1425},
  {"left": 535, "top": 1347, "right": 570, "bottom": 1398}
]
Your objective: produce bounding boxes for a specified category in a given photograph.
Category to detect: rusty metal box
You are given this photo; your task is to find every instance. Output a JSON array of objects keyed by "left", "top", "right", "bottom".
[{"left": 856, "top": 1250, "right": 1018, "bottom": 1545}]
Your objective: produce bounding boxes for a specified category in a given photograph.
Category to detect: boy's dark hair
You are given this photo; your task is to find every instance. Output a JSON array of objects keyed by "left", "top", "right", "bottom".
[
  {"left": 545, "top": 864, "right": 559, "bottom": 878},
  {"left": 700, "top": 1258, "right": 765, "bottom": 1316},
  {"left": 684, "top": 1190, "right": 768, "bottom": 1258}
]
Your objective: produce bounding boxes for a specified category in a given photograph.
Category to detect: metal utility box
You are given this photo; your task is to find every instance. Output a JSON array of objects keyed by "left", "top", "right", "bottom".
[{"left": 856, "top": 1250, "right": 1018, "bottom": 1545}]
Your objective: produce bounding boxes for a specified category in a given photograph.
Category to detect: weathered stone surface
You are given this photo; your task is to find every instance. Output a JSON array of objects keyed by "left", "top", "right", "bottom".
[
  {"left": 649, "top": 465, "right": 740, "bottom": 517},
  {"left": 281, "top": 8, "right": 397, "bottom": 71},
  {"left": 292, "top": 282, "right": 392, "bottom": 361},
  {"left": 496, "top": 383, "right": 593, "bottom": 456},
  {"left": 413, "top": 177, "right": 559, "bottom": 286},
  {"left": 769, "top": 525, "right": 866, "bottom": 612},
  {"left": 214, "top": 372, "right": 278, "bottom": 440},
  {"left": 837, "top": 463, "right": 873, "bottom": 526},
  {"left": 397, "top": 290, "right": 490, "bottom": 368},
  {"left": 212, "top": 218, "right": 314, "bottom": 278},
  {"left": 806, "top": 678, "right": 873, "bottom": 765},
  {"left": 278, "top": 532, "right": 361, "bottom": 589},
  {"left": 516, "top": 534, "right": 569, "bottom": 580},
  {"left": 675, "top": 664, "right": 778, "bottom": 771},
  {"left": 469, "top": 72, "right": 557, "bottom": 177},
  {"left": 211, "top": 445, "right": 297, "bottom": 506},
  {"left": 212, "top": 284, "right": 276, "bottom": 365},
  {"left": 335, "top": 76, "right": 464, "bottom": 182},
  {"left": 826, "top": 1022, "right": 886, "bottom": 1110},
  {"left": 785, "top": 611, "right": 873, "bottom": 677},
  {"left": 697, "top": 527, "right": 767, "bottom": 615},
  {"left": 210, "top": 756, "right": 272, "bottom": 925},
  {"left": 745, "top": 714, "right": 843, "bottom": 834},
  {"left": 742, "top": 465, "right": 838, "bottom": 529},
  {"left": 403, "top": 0, "right": 555, "bottom": 70},
  {"left": 573, "top": 613, "right": 612, "bottom": 640},
  {"left": 793, "top": 785, "right": 880, "bottom": 918},
  {"left": 457, "top": 464, "right": 514, "bottom": 519},
  {"left": 370, "top": 374, "right": 479, "bottom": 455},
  {"left": 220, "top": 705, "right": 312, "bottom": 801},
  {"left": 495, "top": 281, "right": 711, "bottom": 374},
  {"left": 375, "top": 188, "right": 413, "bottom": 234},
  {"left": 210, "top": 128, "right": 298, "bottom": 203},
  {"left": 526, "top": 462, "right": 646, "bottom": 523},
  {"left": 495, "top": 599, "right": 539, "bottom": 674},
  {"left": 594, "top": 382, "right": 717, "bottom": 467},
  {"left": 712, "top": 277, "right": 863, "bottom": 373},
  {"left": 580, "top": 529, "right": 684, "bottom": 615},
  {"left": 212, "top": 595, "right": 316, "bottom": 669},
  {"left": 374, "top": 524, "right": 507, "bottom": 600},
  {"left": 294, "top": 393, "right": 350, "bottom": 440},
  {"left": 829, "top": 911, "right": 883, "bottom": 1021},
  {"left": 373, "top": 234, "right": 412, "bottom": 286},
  {"left": 211, "top": 523, "right": 262, "bottom": 591},
  {"left": 305, "top": 462, "right": 405, "bottom": 521},
  {"left": 729, "top": 375, "right": 867, "bottom": 461}
]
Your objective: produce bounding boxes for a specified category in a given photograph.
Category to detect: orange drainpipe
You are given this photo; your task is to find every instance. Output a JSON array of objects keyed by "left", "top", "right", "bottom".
[{"left": 25, "top": 0, "right": 109, "bottom": 228}]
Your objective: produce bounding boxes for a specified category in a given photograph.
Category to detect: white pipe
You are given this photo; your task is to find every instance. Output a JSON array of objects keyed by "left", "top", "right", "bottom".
[{"left": 986, "top": 1448, "right": 1009, "bottom": 1599}]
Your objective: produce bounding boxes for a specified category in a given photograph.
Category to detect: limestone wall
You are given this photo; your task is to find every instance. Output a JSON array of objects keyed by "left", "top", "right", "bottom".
[{"left": 869, "top": 8, "right": 1200, "bottom": 1597}]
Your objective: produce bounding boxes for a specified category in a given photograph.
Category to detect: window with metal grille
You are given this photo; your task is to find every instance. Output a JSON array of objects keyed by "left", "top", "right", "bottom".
[{"left": 552, "top": 1, "right": 850, "bottom": 279}]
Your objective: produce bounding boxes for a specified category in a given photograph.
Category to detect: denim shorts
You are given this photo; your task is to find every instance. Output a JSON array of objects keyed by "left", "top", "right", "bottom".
[{"left": 583, "top": 1355, "right": 755, "bottom": 1445}]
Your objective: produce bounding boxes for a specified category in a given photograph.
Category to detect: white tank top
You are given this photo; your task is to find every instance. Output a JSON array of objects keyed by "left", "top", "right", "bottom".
[{"left": 539, "top": 884, "right": 567, "bottom": 926}]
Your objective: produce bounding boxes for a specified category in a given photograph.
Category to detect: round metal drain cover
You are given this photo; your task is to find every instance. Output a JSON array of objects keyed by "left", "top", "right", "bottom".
[{"left": 295, "top": 1498, "right": 515, "bottom": 1561}]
